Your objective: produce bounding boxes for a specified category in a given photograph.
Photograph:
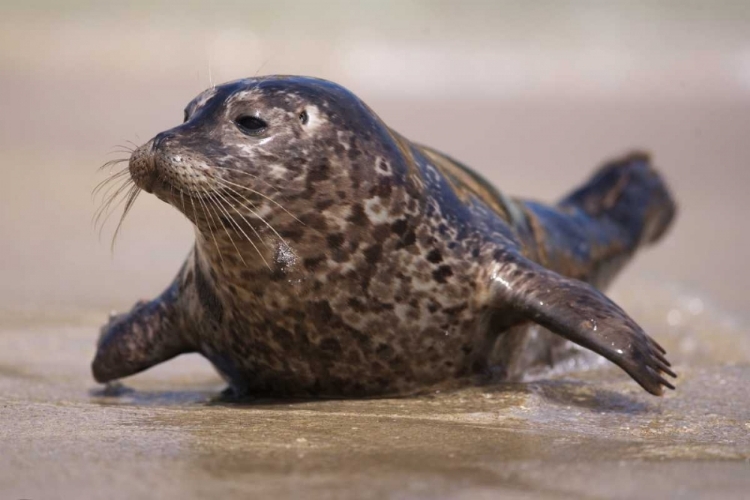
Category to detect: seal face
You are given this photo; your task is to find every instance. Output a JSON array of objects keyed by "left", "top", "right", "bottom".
[{"left": 93, "top": 76, "right": 677, "bottom": 397}]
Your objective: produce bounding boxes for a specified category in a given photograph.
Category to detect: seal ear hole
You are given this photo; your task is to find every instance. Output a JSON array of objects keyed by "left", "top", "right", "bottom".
[
  {"left": 299, "top": 110, "right": 309, "bottom": 125},
  {"left": 235, "top": 115, "right": 267, "bottom": 135}
]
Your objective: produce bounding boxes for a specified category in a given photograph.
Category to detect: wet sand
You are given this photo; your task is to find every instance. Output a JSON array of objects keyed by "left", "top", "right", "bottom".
[
  {"left": 1, "top": 2, "right": 749, "bottom": 498},
  {"left": 2, "top": 283, "right": 749, "bottom": 499}
]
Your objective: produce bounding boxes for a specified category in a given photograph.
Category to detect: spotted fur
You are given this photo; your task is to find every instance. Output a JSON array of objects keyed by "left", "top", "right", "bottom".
[{"left": 92, "top": 76, "right": 677, "bottom": 397}]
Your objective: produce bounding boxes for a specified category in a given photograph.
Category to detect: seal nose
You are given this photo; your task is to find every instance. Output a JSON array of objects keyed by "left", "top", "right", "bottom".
[
  {"left": 152, "top": 130, "right": 175, "bottom": 151},
  {"left": 129, "top": 131, "right": 178, "bottom": 193}
]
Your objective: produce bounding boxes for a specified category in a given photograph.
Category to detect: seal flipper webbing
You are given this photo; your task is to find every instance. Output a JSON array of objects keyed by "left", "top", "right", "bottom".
[
  {"left": 488, "top": 250, "right": 676, "bottom": 395},
  {"left": 92, "top": 279, "right": 194, "bottom": 383}
]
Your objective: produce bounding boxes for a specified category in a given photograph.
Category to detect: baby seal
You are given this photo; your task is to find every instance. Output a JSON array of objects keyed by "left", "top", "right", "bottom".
[{"left": 93, "top": 75, "right": 677, "bottom": 397}]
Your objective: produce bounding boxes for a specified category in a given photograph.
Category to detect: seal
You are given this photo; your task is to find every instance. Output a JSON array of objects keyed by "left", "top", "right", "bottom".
[{"left": 92, "top": 75, "right": 677, "bottom": 397}]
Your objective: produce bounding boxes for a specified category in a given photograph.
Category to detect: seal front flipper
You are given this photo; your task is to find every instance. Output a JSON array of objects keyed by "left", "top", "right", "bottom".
[
  {"left": 92, "top": 279, "right": 194, "bottom": 384},
  {"left": 488, "top": 251, "right": 676, "bottom": 395}
]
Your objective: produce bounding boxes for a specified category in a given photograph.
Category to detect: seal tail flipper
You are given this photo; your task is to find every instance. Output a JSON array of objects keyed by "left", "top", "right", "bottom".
[
  {"left": 92, "top": 281, "right": 193, "bottom": 383},
  {"left": 559, "top": 151, "right": 677, "bottom": 249},
  {"left": 488, "top": 250, "right": 676, "bottom": 395}
]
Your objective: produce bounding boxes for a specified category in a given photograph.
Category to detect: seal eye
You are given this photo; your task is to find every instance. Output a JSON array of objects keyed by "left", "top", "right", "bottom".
[{"left": 236, "top": 115, "right": 267, "bottom": 135}]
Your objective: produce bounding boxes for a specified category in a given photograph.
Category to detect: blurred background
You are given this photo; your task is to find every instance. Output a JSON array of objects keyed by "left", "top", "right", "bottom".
[{"left": 0, "top": 0, "right": 748, "bottom": 321}]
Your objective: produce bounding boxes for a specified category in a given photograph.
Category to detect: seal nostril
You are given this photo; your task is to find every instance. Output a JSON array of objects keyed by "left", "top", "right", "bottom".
[{"left": 153, "top": 131, "right": 175, "bottom": 150}]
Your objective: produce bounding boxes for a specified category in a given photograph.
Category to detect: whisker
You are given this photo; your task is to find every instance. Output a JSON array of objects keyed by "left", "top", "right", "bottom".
[
  {"left": 253, "top": 58, "right": 271, "bottom": 78},
  {"left": 110, "top": 185, "right": 141, "bottom": 251},
  {"left": 210, "top": 188, "right": 271, "bottom": 269},
  {"left": 214, "top": 185, "right": 272, "bottom": 250},
  {"left": 94, "top": 178, "right": 134, "bottom": 221},
  {"left": 214, "top": 180, "right": 292, "bottom": 249},
  {"left": 214, "top": 177, "right": 304, "bottom": 225},
  {"left": 195, "top": 186, "right": 225, "bottom": 267},
  {"left": 204, "top": 190, "right": 254, "bottom": 268},
  {"left": 218, "top": 166, "right": 284, "bottom": 194},
  {"left": 94, "top": 179, "right": 133, "bottom": 231},
  {"left": 107, "top": 147, "right": 135, "bottom": 155},
  {"left": 92, "top": 168, "right": 130, "bottom": 199},
  {"left": 179, "top": 187, "right": 186, "bottom": 214},
  {"left": 93, "top": 178, "right": 135, "bottom": 230},
  {"left": 97, "top": 157, "right": 129, "bottom": 173}
]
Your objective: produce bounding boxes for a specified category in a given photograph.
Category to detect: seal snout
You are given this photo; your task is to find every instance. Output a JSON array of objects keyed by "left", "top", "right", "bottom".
[
  {"left": 129, "top": 140, "right": 159, "bottom": 193},
  {"left": 128, "top": 130, "right": 218, "bottom": 201}
]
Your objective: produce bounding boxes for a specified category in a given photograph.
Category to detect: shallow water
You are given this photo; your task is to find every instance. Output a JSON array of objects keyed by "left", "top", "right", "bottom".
[{"left": 2, "top": 281, "right": 748, "bottom": 500}]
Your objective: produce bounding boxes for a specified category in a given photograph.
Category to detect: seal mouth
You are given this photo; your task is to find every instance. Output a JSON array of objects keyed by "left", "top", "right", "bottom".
[{"left": 128, "top": 146, "right": 159, "bottom": 194}]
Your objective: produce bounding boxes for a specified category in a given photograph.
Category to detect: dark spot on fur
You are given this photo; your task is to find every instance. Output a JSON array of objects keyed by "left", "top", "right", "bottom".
[
  {"left": 347, "top": 297, "right": 367, "bottom": 313},
  {"left": 307, "top": 161, "right": 329, "bottom": 182},
  {"left": 444, "top": 302, "right": 468, "bottom": 315},
  {"left": 347, "top": 147, "right": 362, "bottom": 161},
  {"left": 372, "top": 223, "right": 391, "bottom": 242},
  {"left": 432, "top": 265, "right": 453, "bottom": 283},
  {"left": 350, "top": 327, "right": 372, "bottom": 350},
  {"left": 337, "top": 190, "right": 347, "bottom": 199},
  {"left": 364, "top": 244, "right": 382, "bottom": 265},
  {"left": 300, "top": 212, "right": 328, "bottom": 231},
  {"left": 426, "top": 249, "right": 443, "bottom": 264},
  {"left": 347, "top": 203, "right": 368, "bottom": 226},
  {"left": 371, "top": 299, "right": 394, "bottom": 312},
  {"left": 310, "top": 300, "right": 334, "bottom": 325},
  {"left": 376, "top": 343, "right": 394, "bottom": 359},
  {"left": 332, "top": 249, "right": 350, "bottom": 263},
  {"left": 391, "top": 218, "right": 408, "bottom": 236},
  {"left": 397, "top": 229, "right": 416, "bottom": 249},
  {"left": 369, "top": 177, "right": 392, "bottom": 198},
  {"left": 269, "top": 268, "right": 286, "bottom": 281},
  {"left": 303, "top": 255, "right": 326, "bottom": 270},
  {"left": 327, "top": 233, "right": 345, "bottom": 249},
  {"left": 316, "top": 199, "right": 335, "bottom": 211},
  {"left": 279, "top": 227, "right": 305, "bottom": 242},
  {"left": 427, "top": 301, "right": 440, "bottom": 313}
]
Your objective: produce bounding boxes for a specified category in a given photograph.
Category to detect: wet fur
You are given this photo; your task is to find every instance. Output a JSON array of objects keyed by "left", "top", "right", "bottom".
[{"left": 92, "top": 76, "right": 677, "bottom": 397}]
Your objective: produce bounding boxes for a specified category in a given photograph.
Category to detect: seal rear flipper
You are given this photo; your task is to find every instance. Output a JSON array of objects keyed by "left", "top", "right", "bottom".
[
  {"left": 92, "top": 281, "right": 193, "bottom": 383},
  {"left": 488, "top": 251, "right": 676, "bottom": 395}
]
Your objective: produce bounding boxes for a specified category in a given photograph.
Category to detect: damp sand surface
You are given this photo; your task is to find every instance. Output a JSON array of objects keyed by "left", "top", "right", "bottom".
[{"left": 2, "top": 283, "right": 749, "bottom": 500}]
